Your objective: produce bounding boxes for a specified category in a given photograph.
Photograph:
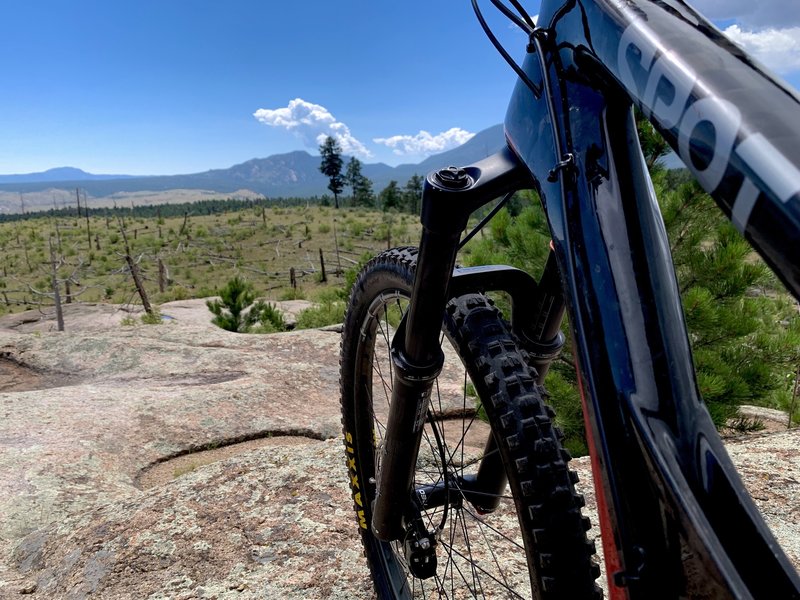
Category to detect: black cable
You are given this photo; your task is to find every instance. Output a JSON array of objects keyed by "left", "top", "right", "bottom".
[
  {"left": 471, "top": 0, "right": 542, "bottom": 99},
  {"left": 458, "top": 191, "right": 514, "bottom": 250},
  {"left": 489, "top": 0, "right": 533, "bottom": 33},
  {"left": 505, "top": 0, "right": 536, "bottom": 29}
]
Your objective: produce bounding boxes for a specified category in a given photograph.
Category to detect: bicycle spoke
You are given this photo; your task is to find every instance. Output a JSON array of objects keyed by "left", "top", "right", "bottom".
[
  {"left": 438, "top": 539, "right": 528, "bottom": 600},
  {"left": 343, "top": 255, "right": 578, "bottom": 598}
]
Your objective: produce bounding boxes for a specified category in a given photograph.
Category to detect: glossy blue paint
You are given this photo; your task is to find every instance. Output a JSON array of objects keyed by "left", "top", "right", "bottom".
[{"left": 504, "top": 0, "right": 800, "bottom": 597}]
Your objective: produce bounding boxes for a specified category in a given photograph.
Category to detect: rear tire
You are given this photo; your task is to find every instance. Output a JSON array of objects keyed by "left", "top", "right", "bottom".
[{"left": 340, "top": 247, "right": 601, "bottom": 599}]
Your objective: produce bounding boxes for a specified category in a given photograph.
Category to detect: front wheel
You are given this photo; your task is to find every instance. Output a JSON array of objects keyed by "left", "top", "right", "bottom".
[{"left": 340, "top": 247, "right": 601, "bottom": 599}]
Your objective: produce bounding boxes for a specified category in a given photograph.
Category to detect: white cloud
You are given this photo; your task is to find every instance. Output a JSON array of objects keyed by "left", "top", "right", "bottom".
[
  {"left": 690, "top": 0, "right": 800, "bottom": 28},
  {"left": 253, "top": 98, "right": 372, "bottom": 158},
  {"left": 373, "top": 128, "right": 476, "bottom": 157},
  {"left": 723, "top": 25, "right": 800, "bottom": 75}
]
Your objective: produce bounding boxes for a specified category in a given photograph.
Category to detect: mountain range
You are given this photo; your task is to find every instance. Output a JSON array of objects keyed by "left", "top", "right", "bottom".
[
  {"left": 0, "top": 166, "right": 139, "bottom": 184},
  {"left": 0, "top": 124, "right": 505, "bottom": 204}
]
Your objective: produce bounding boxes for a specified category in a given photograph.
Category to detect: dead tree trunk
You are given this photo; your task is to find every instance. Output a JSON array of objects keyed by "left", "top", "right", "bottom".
[
  {"left": 84, "top": 192, "right": 92, "bottom": 254},
  {"left": 64, "top": 279, "right": 73, "bottom": 304},
  {"left": 54, "top": 221, "right": 63, "bottom": 254},
  {"left": 179, "top": 211, "right": 189, "bottom": 237},
  {"left": 319, "top": 248, "right": 327, "bottom": 283},
  {"left": 333, "top": 219, "right": 342, "bottom": 276},
  {"left": 126, "top": 252, "right": 152, "bottom": 314},
  {"left": 158, "top": 259, "right": 167, "bottom": 293},
  {"left": 23, "top": 243, "right": 31, "bottom": 272},
  {"left": 49, "top": 238, "right": 65, "bottom": 332},
  {"left": 119, "top": 218, "right": 153, "bottom": 315},
  {"left": 290, "top": 267, "right": 297, "bottom": 289}
]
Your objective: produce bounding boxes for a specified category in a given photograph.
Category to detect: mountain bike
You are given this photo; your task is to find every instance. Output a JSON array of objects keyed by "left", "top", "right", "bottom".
[{"left": 339, "top": 0, "right": 800, "bottom": 597}]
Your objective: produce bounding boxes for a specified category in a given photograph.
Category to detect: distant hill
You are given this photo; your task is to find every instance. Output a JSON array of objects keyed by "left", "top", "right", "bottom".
[
  {"left": 0, "top": 167, "right": 137, "bottom": 184},
  {"left": 0, "top": 124, "right": 506, "bottom": 205}
]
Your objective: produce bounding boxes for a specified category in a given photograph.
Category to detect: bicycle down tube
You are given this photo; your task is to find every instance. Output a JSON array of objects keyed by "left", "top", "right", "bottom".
[{"left": 503, "top": 0, "right": 800, "bottom": 597}]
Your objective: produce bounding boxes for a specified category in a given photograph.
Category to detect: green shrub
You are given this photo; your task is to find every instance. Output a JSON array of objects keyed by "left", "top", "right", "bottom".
[
  {"left": 279, "top": 287, "right": 306, "bottom": 301},
  {"left": 207, "top": 276, "right": 259, "bottom": 332},
  {"left": 251, "top": 321, "right": 279, "bottom": 334},
  {"left": 156, "top": 286, "right": 189, "bottom": 303},
  {"left": 338, "top": 253, "right": 374, "bottom": 300},
  {"left": 141, "top": 310, "right": 162, "bottom": 325},
  {"left": 349, "top": 221, "right": 366, "bottom": 237},
  {"left": 254, "top": 300, "right": 286, "bottom": 332},
  {"left": 195, "top": 286, "right": 216, "bottom": 298},
  {"left": 295, "top": 300, "right": 346, "bottom": 329}
]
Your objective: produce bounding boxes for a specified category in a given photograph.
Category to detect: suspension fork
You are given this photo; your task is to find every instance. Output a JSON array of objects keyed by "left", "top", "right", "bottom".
[{"left": 370, "top": 145, "right": 534, "bottom": 542}]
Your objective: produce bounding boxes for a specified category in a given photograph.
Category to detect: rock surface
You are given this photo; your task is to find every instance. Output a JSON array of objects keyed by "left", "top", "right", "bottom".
[{"left": 0, "top": 300, "right": 798, "bottom": 598}]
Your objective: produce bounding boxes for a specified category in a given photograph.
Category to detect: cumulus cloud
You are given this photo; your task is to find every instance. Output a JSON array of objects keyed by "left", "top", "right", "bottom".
[
  {"left": 691, "top": 0, "right": 800, "bottom": 28},
  {"left": 685, "top": 1, "right": 800, "bottom": 77},
  {"left": 723, "top": 25, "right": 800, "bottom": 75},
  {"left": 253, "top": 98, "right": 372, "bottom": 158},
  {"left": 373, "top": 128, "right": 476, "bottom": 157}
]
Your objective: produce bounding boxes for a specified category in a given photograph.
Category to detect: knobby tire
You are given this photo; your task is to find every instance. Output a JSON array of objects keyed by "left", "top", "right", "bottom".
[{"left": 340, "top": 247, "right": 601, "bottom": 599}]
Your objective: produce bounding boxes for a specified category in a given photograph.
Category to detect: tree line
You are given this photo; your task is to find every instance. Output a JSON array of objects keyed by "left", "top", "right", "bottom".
[
  {"left": 319, "top": 136, "right": 424, "bottom": 213},
  {"left": 0, "top": 195, "right": 334, "bottom": 224}
]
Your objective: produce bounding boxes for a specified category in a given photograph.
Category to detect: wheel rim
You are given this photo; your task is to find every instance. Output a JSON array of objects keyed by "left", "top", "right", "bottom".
[{"left": 355, "top": 289, "right": 533, "bottom": 599}]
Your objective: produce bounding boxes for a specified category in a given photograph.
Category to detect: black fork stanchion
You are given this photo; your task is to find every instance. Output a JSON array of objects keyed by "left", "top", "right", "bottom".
[
  {"left": 369, "top": 225, "right": 459, "bottom": 544},
  {"left": 370, "top": 146, "right": 535, "bottom": 544}
]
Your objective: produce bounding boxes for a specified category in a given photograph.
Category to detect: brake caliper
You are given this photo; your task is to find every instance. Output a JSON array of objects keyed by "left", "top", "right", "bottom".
[{"left": 403, "top": 520, "right": 438, "bottom": 579}]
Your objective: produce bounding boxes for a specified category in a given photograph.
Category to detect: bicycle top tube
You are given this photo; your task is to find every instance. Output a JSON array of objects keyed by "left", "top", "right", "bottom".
[{"left": 506, "top": 0, "right": 800, "bottom": 301}]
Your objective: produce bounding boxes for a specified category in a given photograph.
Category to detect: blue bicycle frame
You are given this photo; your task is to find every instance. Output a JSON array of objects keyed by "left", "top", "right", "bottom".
[{"left": 503, "top": 0, "right": 800, "bottom": 597}]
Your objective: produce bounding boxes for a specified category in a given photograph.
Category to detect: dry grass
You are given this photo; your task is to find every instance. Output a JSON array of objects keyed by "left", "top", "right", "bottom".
[{"left": 0, "top": 205, "right": 421, "bottom": 315}]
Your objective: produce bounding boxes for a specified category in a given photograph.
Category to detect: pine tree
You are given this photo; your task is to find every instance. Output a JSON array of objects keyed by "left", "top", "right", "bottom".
[
  {"left": 319, "top": 136, "right": 344, "bottom": 209},
  {"left": 353, "top": 175, "right": 375, "bottom": 208},
  {"left": 656, "top": 171, "right": 800, "bottom": 425},
  {"left": 638, "top": 118, "right": 800, "bottom": 425},
  {"left": 345, "top": 157, "right": 363, "bottom": 206},
  {"left": 404, "top": 174, "right": 424, "bottom": 215},
  {"left": 344, "top": 157, "right": 375, "bottom": 207},
  {"left": 463, "top": 122, "right": 800, "bottom": 452},
  {"left": 379, "top": 180, "right": 402, "bottom": 211},
  {"left": 206, "top": 276, "right": 276, "bottom": 333}
]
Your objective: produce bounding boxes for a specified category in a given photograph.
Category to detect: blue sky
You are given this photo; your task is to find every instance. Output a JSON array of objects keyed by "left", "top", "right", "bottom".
[{"left": 1, "top": 0, "right": 798, "bottom": 175}]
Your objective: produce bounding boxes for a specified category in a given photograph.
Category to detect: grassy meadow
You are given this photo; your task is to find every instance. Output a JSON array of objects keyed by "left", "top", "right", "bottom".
[{"left": 0, "top": 203, "right": 422, "bottom": 316}]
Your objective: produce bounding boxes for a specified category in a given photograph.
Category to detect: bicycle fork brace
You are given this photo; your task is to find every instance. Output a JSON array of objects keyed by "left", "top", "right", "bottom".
[{"left": 370, "top": 145, "right": 552, "bottom": 542}]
